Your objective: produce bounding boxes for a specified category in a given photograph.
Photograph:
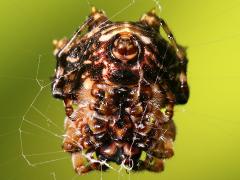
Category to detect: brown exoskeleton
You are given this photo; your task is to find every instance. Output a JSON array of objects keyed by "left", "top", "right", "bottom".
[{"left": 52, "top": 7, "right": 189, "bottom": 174}]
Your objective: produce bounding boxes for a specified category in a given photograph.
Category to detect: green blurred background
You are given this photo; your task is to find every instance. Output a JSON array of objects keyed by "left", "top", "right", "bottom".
[{"left": 0, "top": 0, "right": 240, "bottom": 179}]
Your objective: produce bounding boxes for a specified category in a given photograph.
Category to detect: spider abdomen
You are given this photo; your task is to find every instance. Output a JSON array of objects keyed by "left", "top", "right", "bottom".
[
  {"left": 62, "top": 79, "right": 176, "bottom": 170},
  {"left": 52, "top": 7, "right": 189, "bottom": 174}
]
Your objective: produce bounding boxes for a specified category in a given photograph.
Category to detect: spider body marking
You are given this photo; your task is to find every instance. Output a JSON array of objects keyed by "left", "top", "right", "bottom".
[{"left": 52, "top": 7, "right": 189, "bottom": 174}]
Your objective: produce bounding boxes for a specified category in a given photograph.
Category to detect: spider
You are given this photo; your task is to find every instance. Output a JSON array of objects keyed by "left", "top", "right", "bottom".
[{"left": 52, "top": 7, "right": 189, "bottom": 174}]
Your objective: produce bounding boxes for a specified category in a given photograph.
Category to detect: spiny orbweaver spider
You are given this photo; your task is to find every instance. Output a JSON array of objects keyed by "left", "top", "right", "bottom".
[{"left": 52, "top": 7, "right": 189, "bottom": 174}]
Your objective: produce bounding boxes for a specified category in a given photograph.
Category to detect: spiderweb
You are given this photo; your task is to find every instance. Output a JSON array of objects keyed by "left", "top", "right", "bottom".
[
  {"left": 1, "top": 0, "right": 240, "bottom": 180},
  {"left": 15, "top": 1, "right": 167, "bottom": 179},
  {"left": 15, "top": 1, "right": 173, "bottom": 179}
]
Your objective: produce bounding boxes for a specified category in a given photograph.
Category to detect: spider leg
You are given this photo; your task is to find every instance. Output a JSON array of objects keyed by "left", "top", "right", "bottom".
[
  {"left": 72, "top": 150, "right": 103, "bottom": 175},
  {"left": 72, "top": 152, "right": 93, "bottom": 175},
  {"left": 64, "top": 118, "right": 103, "bottom": 174},
  {"left": 64, "top": 98, "right": 73, "bottom": 117},
  {"left": 55, "top": 7, "right": 110, "bottom": 117},
  {"left": 52, "top": 38, "right": 68, "bottom": 56},
  {"left": 88, "top": 6, "right": 109, "bottom": 30},
  {"left": 158, "top": 18, "right": 189, "bottom": 104},
  {"left": 62, "top": 118, "right": 81, "bottom": 152},
  {"left": 144, "top": 154, "right": 164, "bottom": 172},
  {"left": 72, "top": 152, "right": 90, "bottom": 174},
  {"left": 140, "top": 10, "right": 189, "bottom": 104},
  {"left": 162, "top": 82, "right": 175, "bottom": 121},
  {"left": 140, "top": 8, "right": 161, "bottom": 31},
  {"left": 58, "top": 7, "right": 109, "bottom": 58},
  {"left": 149, "top": 119, "right": 175, "bottom": 158},
  {"left": 151, "top": 138, "right": 174, "bottom": 159}
]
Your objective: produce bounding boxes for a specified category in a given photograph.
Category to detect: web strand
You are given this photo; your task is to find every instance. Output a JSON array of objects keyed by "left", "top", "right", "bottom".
[{"left": 9, "top": 1, "right": 239, "bottom": 180}]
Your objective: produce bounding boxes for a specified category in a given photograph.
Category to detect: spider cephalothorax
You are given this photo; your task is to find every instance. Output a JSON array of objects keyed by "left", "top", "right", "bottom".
[{"left": 52, "top": 7, "right": 189, "bottom": 174}]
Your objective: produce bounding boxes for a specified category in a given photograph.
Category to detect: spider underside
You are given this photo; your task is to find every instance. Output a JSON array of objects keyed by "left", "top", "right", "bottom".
[{"left": 52, "top": 7, "right": 189, "bottom": 174}]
